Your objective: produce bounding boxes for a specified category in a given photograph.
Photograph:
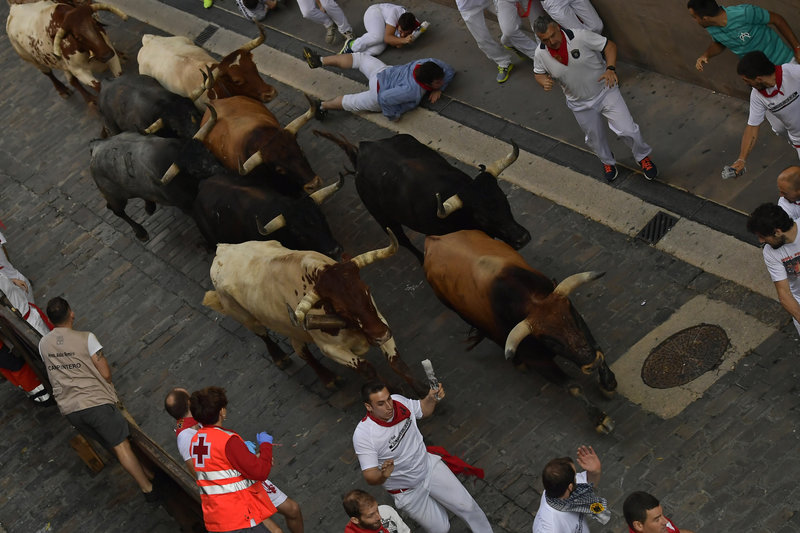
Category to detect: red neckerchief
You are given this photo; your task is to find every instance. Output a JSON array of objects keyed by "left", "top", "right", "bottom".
[
  {"left": 516, "top": 0, "right": 533, "bottom": 17},
  {"left": 759, "top": 65, "right": 784, "bottom": 97},
  {"left": 363, "top": 400, "right": 411, "bottom": 427},
  {"left": 547, "top": 29, "right": 569, "bottom": 65},
  {"left": 412, "top": 64, "right": 436, "bottom": 92},
  {"left": 175, "top": 416, "right": 198, "bottom": 436},
  {"left": 345, "top": 521, "right": 389, "bottom": 533}
]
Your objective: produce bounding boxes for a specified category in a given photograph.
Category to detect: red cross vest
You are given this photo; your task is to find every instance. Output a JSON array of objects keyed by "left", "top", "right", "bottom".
[{"left": 190, "top": 426, "right": 276, "bottom": 532}]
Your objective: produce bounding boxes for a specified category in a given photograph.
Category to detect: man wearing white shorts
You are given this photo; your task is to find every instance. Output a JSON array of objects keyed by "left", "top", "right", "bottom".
[
  {"left": 353, "top": 381, "right": 492, "bottom": 533},
  {"left": 533, "top": 15, "right": 658, "bottom": 182},
  {"left": 303, "top": 48, "right": 454, "bottom": 121},
  {"left": 164, "top": 387, "right": 305, "bottom": 533},
  {"left": 456, "top": 0, "right": 515, "bottom": 82},
  {"left": 296, "top": 0, "right": 354, "bottom": 44},
  {"left": 541, "top": 0, "right": 603, "bottom": 33},
  {"left": 729, "top": 52, "right": 800, "bottom": 176},
  {"left": 340, "top": 4, "right": 423, "bottom": 57},
  {"left": 748, "top": 204, "right": 800, "bottom": 337}
]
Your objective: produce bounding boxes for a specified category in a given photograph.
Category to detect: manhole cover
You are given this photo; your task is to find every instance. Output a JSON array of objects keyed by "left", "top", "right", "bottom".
[{"left": 641, "top": 324, "right": 729, "bottom": 389}]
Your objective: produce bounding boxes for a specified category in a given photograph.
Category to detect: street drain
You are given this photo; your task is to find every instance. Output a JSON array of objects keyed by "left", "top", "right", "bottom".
[
  {"left": 641, "top": 324, "right": 729, "bottom": 388},
  {"left": 636, "top": 211, "right": 678, "bottom": 245},
  {"left": 194, "top": 25, "right": 219, "bottom": 47}
]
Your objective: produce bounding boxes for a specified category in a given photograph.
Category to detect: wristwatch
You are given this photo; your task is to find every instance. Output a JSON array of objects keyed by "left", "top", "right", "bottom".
[{"left": 606, "top": 65, "right": 616, "bottom": 71}]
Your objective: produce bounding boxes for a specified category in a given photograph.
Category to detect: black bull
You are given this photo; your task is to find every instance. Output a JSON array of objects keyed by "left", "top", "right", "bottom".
[{"left": 315, "top": 131, "right": 531, "bottom": 262}]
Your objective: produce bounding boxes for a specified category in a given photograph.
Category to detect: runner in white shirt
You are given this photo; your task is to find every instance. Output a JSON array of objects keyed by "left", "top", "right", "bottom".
[
  {"left": 0, "top": 230, "right": 34, "bottom": 303},
  {"left": 747, "top": 203, "right": 800, "bottom": 335},
  {"left": 353, "top": 382, "right": 492, "bottom": 533},
  {"left": 340, "top": 4, "right": 424, "bottom": 57},
  {"left": 455, "top": 0, "right": 515, "bottom": 83},
  {"left": 777, "top": 166, "right": 800, "bottom": 219},
  {"left": 729, "top": 52, "right": 800, "bottom": 175}
]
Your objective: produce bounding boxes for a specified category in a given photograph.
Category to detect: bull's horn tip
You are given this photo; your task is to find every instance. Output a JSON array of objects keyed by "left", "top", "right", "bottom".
[{"left": 504, "top": 349, "right": 515, "bottom": 360}]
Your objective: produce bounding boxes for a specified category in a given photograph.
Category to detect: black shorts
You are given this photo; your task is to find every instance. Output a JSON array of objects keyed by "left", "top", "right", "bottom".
[{"left": 66, "top": 403, "right": 129, "bottom": 450}]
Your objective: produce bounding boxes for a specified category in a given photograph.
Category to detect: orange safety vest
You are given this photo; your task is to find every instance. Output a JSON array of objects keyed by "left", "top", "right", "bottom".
[{"left": 190, "top": 426, "right": 277, "bottom": 532}]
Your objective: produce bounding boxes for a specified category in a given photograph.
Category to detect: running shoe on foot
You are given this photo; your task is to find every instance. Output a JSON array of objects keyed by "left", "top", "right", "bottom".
[
  {"left": 311, "top": 98, "right": 327, "bottom": 121},
  {"left": 497, "top": 64, "right": 513, "bottom": 83},
  {"left": 303, "top": 47, "right": 322, "bottom": 69},
  {"left": 638, "top": 156, "right": 658, "bottom": 180},
  {"left": 203, "top": 0, "right": 212, "bottom": 7},
  {"left": 339, "top": 38, "right": 354, "bottom": 54},
  {"left": 603, "top": 163, "right": 618, "bottom": 182}
]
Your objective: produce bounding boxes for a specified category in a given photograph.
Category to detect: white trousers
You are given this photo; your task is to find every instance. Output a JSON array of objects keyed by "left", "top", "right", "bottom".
[
  {"left": 541, "top": 0, "right": 603, "bottom": 33},
  {"left": 567, "top": 86, "right": 651, "bottom": 165},
  {"left": 352, "top": 4, "right": 388, "bottom": 56},
  {"left": 393, "top": 454, "right": 492, "bottom": 533},
  {"left": 494, "top": 0, "right": 544, "bottom": 60},
  {"left": 296, "top": 0, "right": 352, "bottom": 32},
  {"left": 459, "top": 0, "right": 513, "bottom": 67},
  {"left": 341, "top": 53, "right": 385, "bottom": 112}
]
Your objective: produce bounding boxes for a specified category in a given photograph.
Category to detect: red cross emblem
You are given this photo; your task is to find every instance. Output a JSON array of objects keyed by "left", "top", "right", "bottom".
[{"left": 192, "top": 434, "right": 212, "bottom": 467}]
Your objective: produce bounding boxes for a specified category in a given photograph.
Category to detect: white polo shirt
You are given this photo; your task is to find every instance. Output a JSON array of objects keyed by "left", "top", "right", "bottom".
[
  {"left": 747, "top": 64, "right": 800, "bottom": 145},
  {"left": 534, "top": 28, "right": 608, "bottom": 103},
  {"left": 779, "top": 196, "right": 800, "bottom": 220},
  {"left": 352, "top": 395, "right": 428, "bottom": 491}
]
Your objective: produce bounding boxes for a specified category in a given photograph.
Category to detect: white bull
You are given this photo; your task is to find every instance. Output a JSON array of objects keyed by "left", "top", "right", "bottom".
[
  {"left": 202, "top": 233, "right": 419, "bottom": 390},
  {"left": 6, "top": 1, "right": 125, "bottom": 103}
]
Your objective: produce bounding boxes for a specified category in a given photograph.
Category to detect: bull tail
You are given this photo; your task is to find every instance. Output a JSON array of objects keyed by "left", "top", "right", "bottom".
[
  {"left": 313, "top": 130, "right": 358, "bottom": 167},
  {"left": 202, "top": 291, "right": 224, "bottom": 313}
]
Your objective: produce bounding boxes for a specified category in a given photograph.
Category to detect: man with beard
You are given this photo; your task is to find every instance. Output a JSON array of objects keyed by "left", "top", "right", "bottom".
[
  {"left": 352, "top": 382, "right": 492, "bottom": 533},
  {"left": 747, "top": 203, "right": 800, "bottom": 335},
  {"left": 342, "top": 489, "right": 410, "bottom": 533},
  {"left": 728, "top": 52, "right": 800, "bottom": 175}
]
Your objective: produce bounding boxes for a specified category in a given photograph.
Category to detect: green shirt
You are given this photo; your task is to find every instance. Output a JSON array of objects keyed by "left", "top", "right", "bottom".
[{"left": 707, "top": 4, "right": 794, "bottom": 65}]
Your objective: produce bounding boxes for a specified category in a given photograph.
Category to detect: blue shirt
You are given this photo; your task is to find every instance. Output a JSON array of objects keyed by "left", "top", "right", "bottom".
[
  {"left": 376, "top": 58, "right": 455, "bottom": 121},
  {"left": 706, "top": 5, "right": 793, "bottom": 65}
]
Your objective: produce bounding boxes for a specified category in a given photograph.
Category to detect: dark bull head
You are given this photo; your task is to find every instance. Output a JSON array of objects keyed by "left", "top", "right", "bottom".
[
  {"left": 53, "top": 4, "right": 126, "bottom": 63},
  {"left": 161, "top": 104, "right": 219, "bottom": 184},
  {"left": 504, "top": 271, "right": 606, "bottom": 371},
  {"left": 291, "top": 230, "right": 398, "bottom": 343},
  {"left": 435, "top": 141, "right": 531, "bottom": 250}
]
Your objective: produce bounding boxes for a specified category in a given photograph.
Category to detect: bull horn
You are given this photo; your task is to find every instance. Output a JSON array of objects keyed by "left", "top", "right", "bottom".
[
  {"left": 53, "top": 28, "right": 66, "bottom": 58},
  {"left": 484, "top": 140, "right": 519, "bottom": 177},
  {"left": 144, "top": 118, "right": 164, "bottom": 135},
  {"left": 91, "top": 4, "right": 129, "bottom": 20},
  {"left": 303, "top": 313, "right": 349, "bottom": 331},
  {"left": 240, "top": 151, "right": 263, "bottom": 175},
  {"left": 256, "top": 214, "right": 286, "bottom": 236},
  {"left": 240, "top": 24, "right": 265, "bottom": 52},
  {"left": 189, "top": 66, "right": 214, "bottom": 101},
  {"left": 552, "top": 271, "right": 605, "bottom": 297},
  {"left": 504, "top": 319, "right": 534, "bottom": 360},
  {"left": 435, "top": 193, "right": 464, "bottom": 219},
  {"left": 193, "top": 104, "right": 217, "bottom": 141},
  {"left": 351, "top": 228, "right": 398, "bottom": 269},
  {"left": 161, "top": 163, "right": 180, "bottom": 184},
  {"left": 294, "top": 290, "right": 321, "bottom": 323},
  {"left": 309, "top": 173, "right": 345, "bottom": 205},
  {"left": 284, "top": 95, "right": 316, "bottom": 136}
]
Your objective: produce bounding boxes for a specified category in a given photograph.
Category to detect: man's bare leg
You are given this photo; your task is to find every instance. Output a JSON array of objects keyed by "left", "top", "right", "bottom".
[{"left": 112, "top": 439, "right": 154, "bottom": 493}]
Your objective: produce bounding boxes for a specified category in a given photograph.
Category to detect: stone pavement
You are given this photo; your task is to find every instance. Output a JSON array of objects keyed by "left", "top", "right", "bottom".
[{"left": 1, "top": 2, "right": 800, "bottom": 533}]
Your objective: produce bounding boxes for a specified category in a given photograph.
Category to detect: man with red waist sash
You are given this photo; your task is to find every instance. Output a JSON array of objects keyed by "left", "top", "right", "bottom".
[
  {"left": 189, "top": 386, "right": 280, "bottom": 533},
  {"left": 352, "top": 381, "right": 491, "bottom": 533}
]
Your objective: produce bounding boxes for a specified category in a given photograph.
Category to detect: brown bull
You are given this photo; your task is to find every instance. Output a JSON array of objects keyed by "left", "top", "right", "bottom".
[
  {"left": 200, "top": 95, "right": 323, "bottom": 193},
  {"left": 423, "top": 230, "right": 617, "bottom": 433},
  {"left": 6, "top": 1, "right": 126, "bottom": 103}
]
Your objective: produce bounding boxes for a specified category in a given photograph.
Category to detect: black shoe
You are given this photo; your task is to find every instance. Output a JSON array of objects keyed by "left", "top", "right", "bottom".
[
  {"left": 312, "top": 98, "right": 327, "bottom": 121},
  {"left": 603, "top": 163, "right": 618, "bottom": 182},
  {"left": 303, "top": 47, "right": 322, "bottom": 69},
  {"left": 143, "top": 488, "right": 160, "bottom": 503},
  {"left": 638, "top": 156, "right": 658, "bottom": 180}
]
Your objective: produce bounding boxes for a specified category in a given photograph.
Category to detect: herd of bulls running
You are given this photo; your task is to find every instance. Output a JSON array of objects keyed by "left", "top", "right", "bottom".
[{"left": 6, "top": 0, "right": 618, "bottom": 433}]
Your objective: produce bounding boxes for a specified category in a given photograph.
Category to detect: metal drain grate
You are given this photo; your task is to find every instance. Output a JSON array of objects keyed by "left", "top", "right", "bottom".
[
  {"left": 636, "top": 211, "right": 678, "bottom": 245},
  {"left": 194, "top": 25, "right": 219, "bottom": 47}
]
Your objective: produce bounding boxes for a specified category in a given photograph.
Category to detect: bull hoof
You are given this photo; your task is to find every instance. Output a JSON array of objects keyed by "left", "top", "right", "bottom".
[
  {"left": 325, "top": 376, "right": 345, "bottom": 390},
  {"left": 273, "top": 356, "right": 292, "bottom": 370},
  {"left": 598, "top": 385, "right": 616, "bottom": 399},
  {"left": 594, "top": 415, "right": 614, "bottom": 435}
]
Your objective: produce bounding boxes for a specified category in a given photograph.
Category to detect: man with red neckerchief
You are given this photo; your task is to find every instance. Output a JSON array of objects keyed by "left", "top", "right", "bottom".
[
  {"left": 301, "top": 48, "right": 454, "bottom": 122},
  {"left": 729, "top": 51, "right": 800, "bottom": 175},
  {"left": 342, "top": 489, "right": 411, "bottom": 533},
  {"left": 352, "top": 381, "right": 491, "bottom": 533},
  {"left": 623, "top": 491, "right": 696, "bottom": 533}
]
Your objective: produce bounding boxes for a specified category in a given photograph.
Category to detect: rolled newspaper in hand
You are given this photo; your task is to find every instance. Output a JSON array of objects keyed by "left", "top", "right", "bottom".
[{"left": 421, "top": 359, "right": 439, "bottom": 392}]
